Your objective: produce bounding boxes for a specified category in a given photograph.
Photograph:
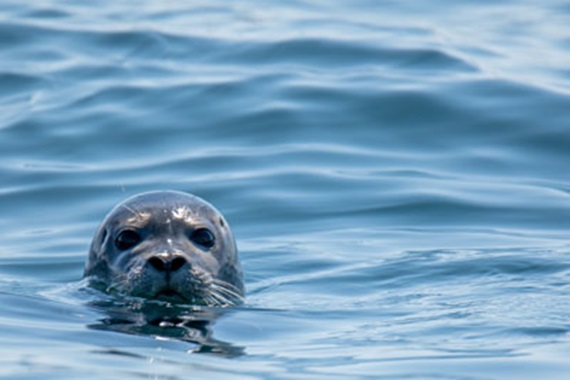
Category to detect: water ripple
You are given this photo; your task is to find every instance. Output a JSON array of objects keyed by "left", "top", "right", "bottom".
[{"left": 2, "top": 1, "right": 570, "bottom": 378}]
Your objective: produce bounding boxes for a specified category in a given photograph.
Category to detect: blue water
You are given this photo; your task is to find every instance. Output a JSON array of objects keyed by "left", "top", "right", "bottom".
[{"left": 2, "top": 0, "right": 570, "bottom": 378}]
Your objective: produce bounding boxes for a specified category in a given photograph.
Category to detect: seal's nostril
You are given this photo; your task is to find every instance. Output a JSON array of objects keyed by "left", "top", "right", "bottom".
[
  {"left": 148, "top": 256, "right": 186, "bottom": 272},
  {"left": 170, "top": 256, "right": 187, "bottom": 271},
  {"left": 148, "top": 256, "right": 166, "bottom": 271}
]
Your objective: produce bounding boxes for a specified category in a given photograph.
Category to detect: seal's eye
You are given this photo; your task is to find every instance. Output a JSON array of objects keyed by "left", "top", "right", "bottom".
[
  {"left": 115, "top": 229, "right": 141, "bottom": 250},
  {"left": 191, "top": 228, "right": 215, "bottom": 248}
]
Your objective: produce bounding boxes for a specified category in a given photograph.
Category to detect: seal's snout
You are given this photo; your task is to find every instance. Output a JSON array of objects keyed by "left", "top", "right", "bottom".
[{"left": 147, "top": 255, "right": 188, "bottom": 273}]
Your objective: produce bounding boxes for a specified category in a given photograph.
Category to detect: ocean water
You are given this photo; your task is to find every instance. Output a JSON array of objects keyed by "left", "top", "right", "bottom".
[{"left": 1, "top": 0, "right": 570, "bottom": 379}]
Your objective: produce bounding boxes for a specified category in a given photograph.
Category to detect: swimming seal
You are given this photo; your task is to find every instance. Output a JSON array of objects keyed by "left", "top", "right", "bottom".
[{"left": 84, "top": 190, "right": 244, "bottom": 306}]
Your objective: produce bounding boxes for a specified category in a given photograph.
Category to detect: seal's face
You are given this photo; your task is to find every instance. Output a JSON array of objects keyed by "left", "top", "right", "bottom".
[{"left": 84, "top": 191, "right": 244, "bottom": 306}]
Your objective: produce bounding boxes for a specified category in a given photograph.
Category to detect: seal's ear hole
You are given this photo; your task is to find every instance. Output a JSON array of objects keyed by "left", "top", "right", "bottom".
[
  {"left": 191, "top": 228, "right": 215, "bottom": 249},
  {"left": 115, "top": 229, "right": 141, "bottom": 251},
  {"left": 219, "top": 218, "right": 225, "bottom": 227}
]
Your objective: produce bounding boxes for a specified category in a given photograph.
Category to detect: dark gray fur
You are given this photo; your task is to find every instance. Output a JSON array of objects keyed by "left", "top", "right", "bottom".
[{"left": 84, "top": 190, "right": 244, "bottom": 306}]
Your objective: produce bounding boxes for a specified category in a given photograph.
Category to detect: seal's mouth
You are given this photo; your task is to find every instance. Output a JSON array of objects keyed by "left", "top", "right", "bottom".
[{"left": 154, "top": 288, "right": 187, "bottom": 302}]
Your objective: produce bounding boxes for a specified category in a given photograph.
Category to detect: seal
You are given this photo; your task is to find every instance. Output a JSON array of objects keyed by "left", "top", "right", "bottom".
[{"left": 84, "top": 190, "right": 244, "bottom": 306}]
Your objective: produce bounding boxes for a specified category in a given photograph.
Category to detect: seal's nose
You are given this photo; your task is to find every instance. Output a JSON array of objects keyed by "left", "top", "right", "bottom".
[{"left": 147, "top": 255, "right": 188, "bottom": 272}]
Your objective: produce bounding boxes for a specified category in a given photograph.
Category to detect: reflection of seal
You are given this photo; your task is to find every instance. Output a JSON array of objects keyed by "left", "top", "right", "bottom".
[
  {"left": 88, "top": 298, "right": 245, "bottom": 357},
  {"left": 84, "top": 190, "right": 244, "bottom": 306}
]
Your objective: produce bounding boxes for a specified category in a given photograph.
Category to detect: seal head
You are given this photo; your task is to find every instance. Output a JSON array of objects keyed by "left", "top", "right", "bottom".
[{"left": 84, "top": 191, "right": 244, "bottom": 306}]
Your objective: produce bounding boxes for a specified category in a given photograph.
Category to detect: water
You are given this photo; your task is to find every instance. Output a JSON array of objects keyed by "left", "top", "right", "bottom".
[{"left": 1, "top": 0, "right": 570, "bottom": 378}]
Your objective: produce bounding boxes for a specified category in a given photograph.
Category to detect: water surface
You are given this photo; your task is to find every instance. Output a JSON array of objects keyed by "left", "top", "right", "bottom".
[{"left": 2, "top": 1, "right": 570, "bottom": 379}]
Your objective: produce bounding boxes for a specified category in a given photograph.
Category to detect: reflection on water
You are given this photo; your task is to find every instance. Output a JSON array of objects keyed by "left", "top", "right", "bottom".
[{"left": 87, "top": 296, "right": 245, "bottom": 357}]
